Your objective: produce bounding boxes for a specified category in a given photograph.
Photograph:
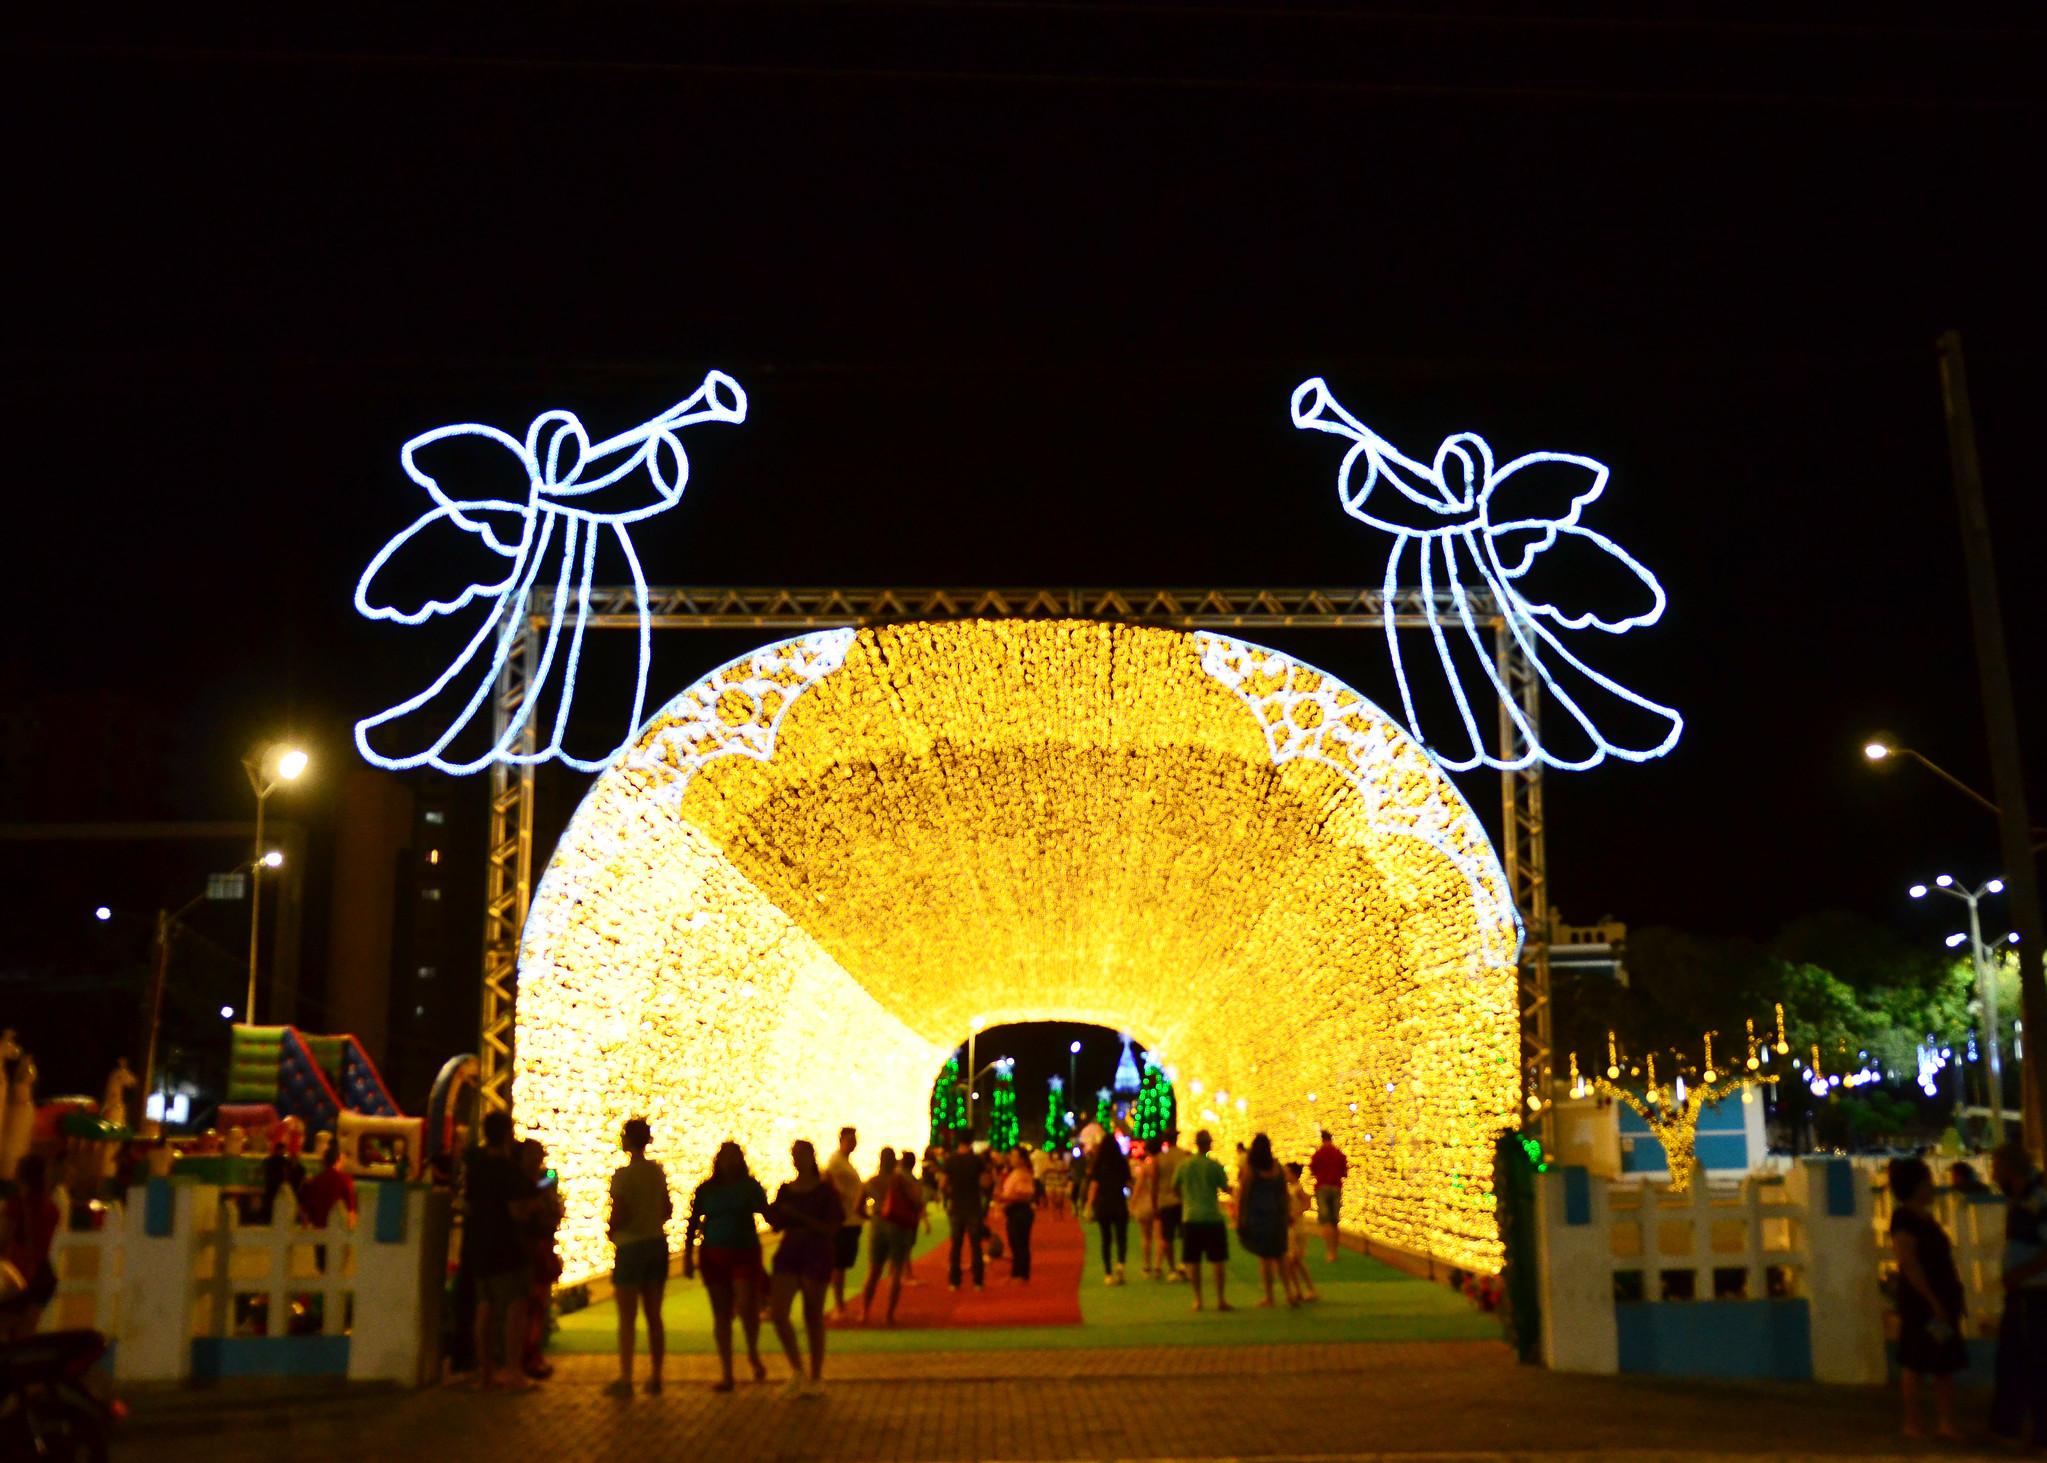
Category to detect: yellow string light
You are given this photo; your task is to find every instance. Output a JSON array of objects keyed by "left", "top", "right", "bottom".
[{"left": 513, "top": 622, "right": 1520, "bottom": 1280}]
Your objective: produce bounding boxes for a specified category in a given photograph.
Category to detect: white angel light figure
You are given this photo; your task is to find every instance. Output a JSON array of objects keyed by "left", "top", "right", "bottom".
[
  {"left": 1290, "top": 376, "right": 1681, "bottom": 772},
  {"left": 354, "top": 370, "right": 748, "bottom": 774}
]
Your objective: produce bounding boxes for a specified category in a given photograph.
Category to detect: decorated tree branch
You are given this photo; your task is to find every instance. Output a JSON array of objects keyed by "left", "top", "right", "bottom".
[{"left": 1581, "top": 1014, "right": 1786, "bottom": 1193}]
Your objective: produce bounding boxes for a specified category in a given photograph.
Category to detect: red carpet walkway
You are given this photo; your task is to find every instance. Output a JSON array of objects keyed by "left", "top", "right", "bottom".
[{"left": 878, "top": 1209, "right": 1084, "bottom": 1328}]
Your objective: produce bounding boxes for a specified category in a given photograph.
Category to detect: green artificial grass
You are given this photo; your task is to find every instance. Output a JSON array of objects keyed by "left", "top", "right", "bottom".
[{"left": 550, "top": 1222, "right": 1500, "bottom": 1354}]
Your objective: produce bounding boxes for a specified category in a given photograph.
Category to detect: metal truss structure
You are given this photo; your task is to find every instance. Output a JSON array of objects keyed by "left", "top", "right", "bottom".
[{"left": 480, "top": 586, "right": 1553, "bottom": 1144}]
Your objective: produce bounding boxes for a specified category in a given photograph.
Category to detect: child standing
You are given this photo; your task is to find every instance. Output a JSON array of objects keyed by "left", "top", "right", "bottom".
[{"left": 1285, "top": 1162, "right": 1320, "bottom": 1302}]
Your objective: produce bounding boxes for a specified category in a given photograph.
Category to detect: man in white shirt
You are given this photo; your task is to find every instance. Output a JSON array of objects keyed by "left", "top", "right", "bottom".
[{"left": 824, "top": 1126, "right": 864, "bottom": 1318}]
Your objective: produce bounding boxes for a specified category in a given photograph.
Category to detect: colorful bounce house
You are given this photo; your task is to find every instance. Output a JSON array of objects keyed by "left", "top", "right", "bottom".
[{"left": 214, "top": 1025, "right": 424, "bottom": 1181}]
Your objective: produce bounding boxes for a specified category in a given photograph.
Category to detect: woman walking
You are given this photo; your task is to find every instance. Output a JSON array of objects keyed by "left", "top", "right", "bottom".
[
  {"left": 767, "top": 1139, "right": 844, "bottom": 1398},
  {"left": 607, "top": 1118, "right": 674, "bottom": 1394},
  {"left": 1888, "top": 1157, "right": 1965, "bottom": 1440},
  {"left": 1236, "top": 1134, "right": 1295, "bottom": 1307},
  {"left": 1087, "top": 1134, "right": 1132, "bottom": 1285},
  {"left": 998, "top": 1148, "right": 1038, "bottom": 1282},
  {"left": 684, "top": 1140, "right": 770, "bottom": 1392}
]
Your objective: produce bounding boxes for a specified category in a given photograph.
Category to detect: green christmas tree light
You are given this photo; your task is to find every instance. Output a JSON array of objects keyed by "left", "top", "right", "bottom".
[
  {"left": 930, "top": 1046, "right": 967, "bottom": 1145},
  {"left": 988, "top": 1058, "right": 1019, "bottom": 1151},
  {"left": 1132, "top": 1052, "right": 1176, "bottom": 1141},
  {"left": 1045, "top": 1076, "right": 1070, "bottom": 1148}
]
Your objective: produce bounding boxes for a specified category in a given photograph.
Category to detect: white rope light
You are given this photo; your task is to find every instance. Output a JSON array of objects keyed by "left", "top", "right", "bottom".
[
  {"left": 1290, "top": 377, "right": 1682, "bottom": 771},
  {"left": 352, "top": 371, "right": 748, "bottom": 773}
]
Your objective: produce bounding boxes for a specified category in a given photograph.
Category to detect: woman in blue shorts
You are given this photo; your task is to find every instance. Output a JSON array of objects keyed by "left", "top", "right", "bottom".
[{"left": 607, "top": 1117, "right": 673, "bottom": 1394}]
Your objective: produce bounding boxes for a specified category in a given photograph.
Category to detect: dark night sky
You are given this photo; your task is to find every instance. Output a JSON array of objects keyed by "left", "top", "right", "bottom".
[{"left": 5, "top": 3, "right": 2043, "bottom": 1089}]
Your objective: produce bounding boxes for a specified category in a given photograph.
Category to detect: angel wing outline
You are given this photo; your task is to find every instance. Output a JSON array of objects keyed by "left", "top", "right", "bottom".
[
  {"left": 353, "top": 370, "right": 748, "bottom": 774},
  {"left": 1290, "top": 376, "right": 1682, "bottom": 772}
]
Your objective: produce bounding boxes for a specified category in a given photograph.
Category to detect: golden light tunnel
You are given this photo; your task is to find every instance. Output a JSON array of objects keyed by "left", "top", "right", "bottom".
[{"left": 515, "top": 621, "right": 1522, "bottom": 1282}]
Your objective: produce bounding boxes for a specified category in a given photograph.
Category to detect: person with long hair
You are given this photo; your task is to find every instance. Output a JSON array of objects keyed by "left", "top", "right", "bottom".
[
  {"left": 1236, "top": 1133, "right": 1295, "bottom": 1307},
  {"left": 684, "top": 1139, "right": 770, "bottom": 1392},
  {"left": 997, "top": 1148, "right": 1037, "bottom": 1282},
  {"left": 1888, "top": 1156, "right": 1964, "bottom": 1439},
  {"left": 607, "top": 1117, "right": 674, "bottom": 1394},
  {"left": 1086, "top": 1131, "right": 1132, "bottom": 1285},
  {"left": 767, "top": 1139, "right": 843, "bottom": 1398}
]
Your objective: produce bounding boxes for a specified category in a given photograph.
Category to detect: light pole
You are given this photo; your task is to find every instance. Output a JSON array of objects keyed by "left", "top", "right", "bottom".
[
  {"left": 136, "top": 852, "right": 275, "bottom": 1117},
  {"left": 1068, "top": 1039, "right": 1081, "bottom": 1125},
  {"left": 1865, "top": 741, "right": 2047, "bottom": 850},
  {"left": 242, "top": 744, "right": 308, "bottom": 1025},
  {"left": 1913, "top": 874, "right": 2011, "bottom": 1143},
  {"left": 964, "top": 1015, "right": 986, "bottom": 1136}
]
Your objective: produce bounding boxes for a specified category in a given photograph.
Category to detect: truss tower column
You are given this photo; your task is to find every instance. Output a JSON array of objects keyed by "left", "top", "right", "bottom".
[
  {"left": 480, "top": 617, "right": 537, "bottom": 1118},
  {"left": 1496, "top": 628, "right": 1552, "bottom": 1145}
]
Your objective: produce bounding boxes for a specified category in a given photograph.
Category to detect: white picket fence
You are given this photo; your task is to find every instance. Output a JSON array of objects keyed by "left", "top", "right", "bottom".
[{"left": 42, "top": 1177, "right": 448, "bottom": 1385}]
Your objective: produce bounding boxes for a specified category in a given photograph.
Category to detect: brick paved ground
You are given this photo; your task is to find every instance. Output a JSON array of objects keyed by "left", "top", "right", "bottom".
[{"left": 113, "top": 1341, "right": 2000, "bottom": 1462}]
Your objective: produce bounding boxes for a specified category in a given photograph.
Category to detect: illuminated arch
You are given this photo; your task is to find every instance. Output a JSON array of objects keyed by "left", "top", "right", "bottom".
[{"left": 516, "top": 620, "right": 1521, "bottom": 1282}]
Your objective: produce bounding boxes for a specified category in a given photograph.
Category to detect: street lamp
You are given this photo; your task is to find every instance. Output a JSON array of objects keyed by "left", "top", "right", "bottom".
[
  {"left": 242, "top": 743, "right": 308, "bottom": 1025},
  {"left": 1913, "top": 875, "right": 2010, "bottom": 1142},
  {"left": 1867, "top": 740, "right": 2047, "bottom": 850},
  {"left": 1068, "top": 1039, "right": 1082, "bottom": 1127},
  {"left": 964, "top": 1015, "right": 987, "bottom": 1136},
  {"left": 138, "top": 852, "right": 275, "bottom": 1114}
]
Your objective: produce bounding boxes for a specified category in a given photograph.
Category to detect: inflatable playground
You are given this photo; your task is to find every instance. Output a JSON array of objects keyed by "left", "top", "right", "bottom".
[{"left": 174, "top": 1024, "right": 427, "bottom": 1185}]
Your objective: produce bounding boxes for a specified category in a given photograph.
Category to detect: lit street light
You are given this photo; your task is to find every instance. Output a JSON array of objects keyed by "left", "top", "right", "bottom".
[
  {"left": 1913, "top": 875, "right": 2010, "bottom": 1142},
  {"left": 242, "top": 743, "right": 308, "bottom": 1026},
  {"left": 1868, "top": 741, "right": 2047, "bottom": 850}
]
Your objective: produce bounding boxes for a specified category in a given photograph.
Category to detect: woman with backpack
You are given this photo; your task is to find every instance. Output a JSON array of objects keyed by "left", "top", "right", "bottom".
[
  {"left": 1236, "top": 1133, "right": 1296, "bottom": 1307},
  {"left": 859, "top": 1147, "right": 924, "bottom": 1324}
]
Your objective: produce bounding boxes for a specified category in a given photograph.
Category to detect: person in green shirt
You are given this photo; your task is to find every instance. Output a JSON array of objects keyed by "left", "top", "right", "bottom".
[{"left": 1171, "top": 1130, "right": 1234, "bottom": 1312}]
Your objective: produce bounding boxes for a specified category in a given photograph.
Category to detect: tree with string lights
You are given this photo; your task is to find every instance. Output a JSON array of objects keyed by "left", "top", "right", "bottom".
[
  {"left": 1045, "top": 1076, "right": 1070, "bottom": 1149},
  {"left": 987, "top": 1059, "right": 1019, "bottom": 1151},
  {"left": 1131, "top": 1053, "right": 1175, "bottom": 1141},
  {"left": 930, "top": 1046, "right": 967, "bottom": 1144}
]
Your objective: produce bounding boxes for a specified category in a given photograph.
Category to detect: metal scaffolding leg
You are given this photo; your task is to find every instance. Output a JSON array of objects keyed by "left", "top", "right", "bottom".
[
  {"left": 480, "top": 619, "right": 536, "bottom": 1117},
  {"left": 1497, "top": 628, "right": 1552, "bottom": 1144}
]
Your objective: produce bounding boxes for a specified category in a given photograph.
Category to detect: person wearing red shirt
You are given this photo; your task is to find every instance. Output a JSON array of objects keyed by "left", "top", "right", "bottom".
[
  {"left": 299, "top": 1142, "right": 359, "bottom": 1230},
  {"left": 1308, "top": 1130, "right": 1348, "bottom": 1264}
]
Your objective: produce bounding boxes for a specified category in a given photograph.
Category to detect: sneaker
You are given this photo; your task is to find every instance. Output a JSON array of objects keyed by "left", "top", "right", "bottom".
[
  {"left": 797, "top": 1378, "right": 825, "bottom": 1401},
  {"left": 1103, "top": 1272, "right": 1118, "bottom": 1286},
  {"left": 780, "top": 1374, "right": 808, "bottom": 1399},
  {"left": 1115, "top": 1264, "right": 1126, "bottom": 1285}
]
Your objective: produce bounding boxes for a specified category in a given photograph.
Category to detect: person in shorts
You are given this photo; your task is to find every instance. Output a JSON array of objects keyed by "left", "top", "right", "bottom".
[
  {"left": 824, "top": 1126, "right": 864, "bottom": 1318},
  {"left": 1172, "top": 1129, "right": 1233, "bottom": 1312},
  {"left": 685, "top": 1140, "right": 770, "bottom": 1391},
  {"left": 608, "top": 1117, "right": 673, "bottom": 1395},
  {"left": 1309, "top": 1129, "right": 1348, "bottom": 1263},
  {"left": 859, "top": 1147, "right": 922, "bottom": 1323}
]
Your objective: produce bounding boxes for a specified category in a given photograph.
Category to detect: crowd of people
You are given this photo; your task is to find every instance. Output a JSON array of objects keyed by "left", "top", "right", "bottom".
[{"left": 442, "top": 1112, "right": 1362, "bottom": 1398}]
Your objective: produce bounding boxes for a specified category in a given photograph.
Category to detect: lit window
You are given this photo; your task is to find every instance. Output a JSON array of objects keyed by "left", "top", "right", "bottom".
[
  {"left": 421, "top": 888, "right": 442, "bottom": 902},
  {"left": 423, "top": 810, "right": 446, "bottom": 825},
  {"left": 418, "top": 965, "right": 437, "bottom": 980},
  {"left": 427, "top": 849, "right": 440, "bottom": 865},
  {"left": 206, "top": 873, "right": 247, "bottom": 902}
]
